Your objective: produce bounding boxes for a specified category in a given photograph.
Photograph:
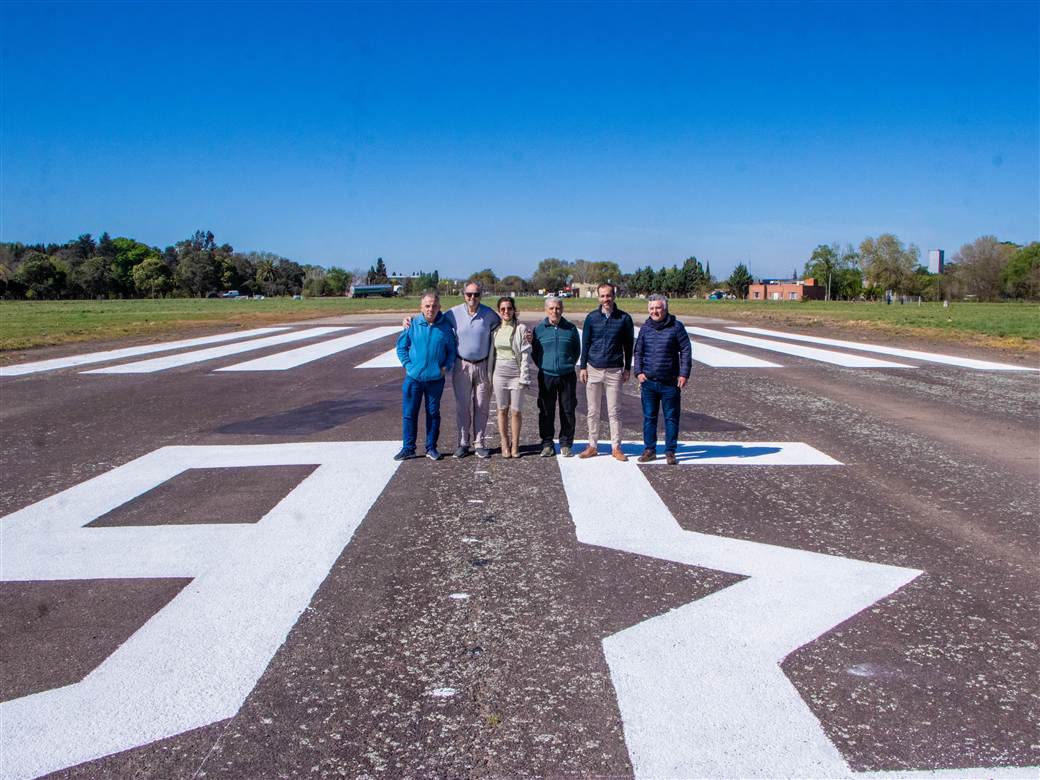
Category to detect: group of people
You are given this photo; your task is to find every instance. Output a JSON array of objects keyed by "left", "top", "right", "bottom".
[{"left": 394, "top": 281, "right": 692, "bottom": 465}]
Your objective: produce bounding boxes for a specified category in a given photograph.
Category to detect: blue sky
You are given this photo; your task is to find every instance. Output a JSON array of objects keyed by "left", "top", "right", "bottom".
[{"left": 2, "top": 1, "right": 1037, "bottom": 280}]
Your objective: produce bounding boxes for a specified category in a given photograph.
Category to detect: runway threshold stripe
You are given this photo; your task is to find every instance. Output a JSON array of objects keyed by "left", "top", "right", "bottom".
[
  {"left": 729, "top": 326, "right": 1039, "bottom": 371},
  {"left": 217, "top": 326, "right": 401, "bottom": 371},
  {"left": 357, "top": 347, "right": 401, "bottom": 369},
  {"left": 362, "top": 325, "right": 784, "bottom": 370},
  {"left": 688, "top": 327, "right": 914, "bottom": 368},
  {"left": 0, "top": 327, "right": 290, "bottom": 377},
  {"left": 82, "top": 328, "right": 349, "bottom": 374}
]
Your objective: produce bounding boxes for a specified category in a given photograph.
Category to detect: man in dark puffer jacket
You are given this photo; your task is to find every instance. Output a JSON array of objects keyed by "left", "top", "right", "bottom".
[{"left": 632, "top": 294, "right": 692, "bottom": 465}]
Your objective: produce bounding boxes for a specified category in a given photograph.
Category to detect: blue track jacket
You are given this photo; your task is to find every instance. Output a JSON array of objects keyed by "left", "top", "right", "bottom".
[{"left": 397, "top": 312, "right": 457, "bottom": 381}]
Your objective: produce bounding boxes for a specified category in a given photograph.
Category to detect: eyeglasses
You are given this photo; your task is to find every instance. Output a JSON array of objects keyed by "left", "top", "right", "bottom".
[{"left": 464, "top": 292, "right": 480, "bottom": 297}]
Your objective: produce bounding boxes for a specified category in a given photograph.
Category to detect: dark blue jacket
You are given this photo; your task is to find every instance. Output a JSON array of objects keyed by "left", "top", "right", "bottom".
[
  {"left": 633, "top": 314, "right": 692, "bottom": 384},
  {"left": 579, "top": 307, "right": 634, "bottom": 370},
  {"left": 532, "top": 317, "right": 581, "bottom": 376},
  {"left": 396, "top": 312, "right": 457, "bottom": 382}
]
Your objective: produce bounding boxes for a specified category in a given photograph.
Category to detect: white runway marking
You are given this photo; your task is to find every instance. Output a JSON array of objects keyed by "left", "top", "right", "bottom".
[
  {"left": 0, "top": 328, "right": 290, "bottom": 377},
  {"left": 558, "top": 446, "right": 922, "bottom": 778},
  {"left": 216, "top": 326, "right": 401, "bottom": 371},
  {"left": 632, "top": 325, "right": 781, "bottom": 368},
  {"left": 729, "top": 326, "right": 1040, "bottom": 371},
  {"left": 81, "top": 327, "right": 348, "bottom": 374},
  {"left": 357, "top": 346, "right": 402, "bottom": 368},
  {"left": 688, "top": 326, "right": 914, "bottom": 368},
  {"left": 691, "top": 340, "right": 782, "bottom": 368},
  {"left": 0, "top": 441, "right": 400, "bottom": 780},
  {"left": 624, "top": 440, "right": 841, "bottom": 465}
]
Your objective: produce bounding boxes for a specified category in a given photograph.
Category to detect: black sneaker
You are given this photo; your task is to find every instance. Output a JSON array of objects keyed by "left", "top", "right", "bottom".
[
  {"left": 426, "top": 448, "right": 442, "bottom": 461},
  {"left": 453, "top": 446, "right": 469, "bottom": 459},
  {"left": 393, "top": 448, "right": 416, "bottom": 461}
]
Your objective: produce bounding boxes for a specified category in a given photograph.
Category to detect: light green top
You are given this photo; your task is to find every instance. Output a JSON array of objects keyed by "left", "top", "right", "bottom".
[{"left": 494, "top": 322, "right": 516, "bottom": 361}]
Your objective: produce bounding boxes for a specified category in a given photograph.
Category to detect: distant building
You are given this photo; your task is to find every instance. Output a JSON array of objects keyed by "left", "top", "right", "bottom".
[
  {"left": 571, "top": 282, "right": 599, "bottom": 298},
  {"left": 747, "top": 278, "right": 825, "bottom": 301},
  {"left": 928, "top": 250, "right": 944, "bottom": 274}
]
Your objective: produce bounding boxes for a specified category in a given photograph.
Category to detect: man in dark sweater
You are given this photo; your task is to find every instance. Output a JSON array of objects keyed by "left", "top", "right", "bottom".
[
  {"left": 632, "top": 294, "right": 692, "bottom": 465},
  {"left": 531, "top": 296, "right": 582, "bottom": 457},
  {"left": 577, "top": 283, "right": 635, "bottom": 461}
]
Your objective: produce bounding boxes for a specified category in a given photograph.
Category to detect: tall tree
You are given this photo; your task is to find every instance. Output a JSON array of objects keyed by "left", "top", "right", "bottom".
[
  {"left": 727, "top": 263, "right": 753, "bottom": 300},
  {"left": 1001, "top": 242, "right": 1040, "bottom": 300},
  {"left": 859, "top": 234, "right": 919, "bottom": 294},
  {"left": 131, "top": 257, "right": 172, "bottom": 298},
  {"left": 367, "top": 257, "right": 389, "bottom": 284},
  {"left": 530, "top": 258, "right": 571, "bottom": 293},
  {"left": 950, "top": 235, "right": 1016, "bottom": 300}
]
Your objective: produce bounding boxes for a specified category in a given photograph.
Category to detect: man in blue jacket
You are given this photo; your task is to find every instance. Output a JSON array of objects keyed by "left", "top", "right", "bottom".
[
  {"left": 632, "top": 294, "right": 692, "bottom": 465},
  {"left": 531, "top": 296, "right": 582, "bottom": 457},
  {"left": 395, "top": 290, "right": 457, "bottom": 461}
]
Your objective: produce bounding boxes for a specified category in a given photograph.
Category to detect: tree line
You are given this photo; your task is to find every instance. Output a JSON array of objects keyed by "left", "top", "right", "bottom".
[
  {"left": 0, "top": 230, "right": 355, "bottom": 300},
  {"left": 2, "top": 229, "right": 1036, "bottom": 302}
]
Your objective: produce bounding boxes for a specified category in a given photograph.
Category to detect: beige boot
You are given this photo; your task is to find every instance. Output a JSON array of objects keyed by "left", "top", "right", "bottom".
[
  {"left": 498, "top": 409, "right": 511, "bottom": 457},
  {"left": 510, "top": 411, "right": 522, "bottom": 458}
]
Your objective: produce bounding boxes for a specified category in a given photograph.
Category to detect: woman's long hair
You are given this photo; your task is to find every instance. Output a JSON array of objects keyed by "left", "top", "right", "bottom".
[{"left": 497, "top": 296, "right": 518, "bottom": 325}]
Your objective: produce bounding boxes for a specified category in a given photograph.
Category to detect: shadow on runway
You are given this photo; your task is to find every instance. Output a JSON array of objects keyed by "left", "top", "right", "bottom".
[{"left": 218, "top": 399, "right": 388, "bottom": 435}]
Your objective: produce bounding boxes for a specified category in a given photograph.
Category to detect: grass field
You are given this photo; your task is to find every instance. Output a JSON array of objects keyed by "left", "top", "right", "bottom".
[{"left": 1, "top": 296, "right": 1037, "bottom": 353}]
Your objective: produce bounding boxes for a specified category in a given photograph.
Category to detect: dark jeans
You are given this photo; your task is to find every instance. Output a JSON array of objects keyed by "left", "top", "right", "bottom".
[
  {"left": 640, "top": 379, "right": 681, "bottom": 453},
  {"left": 402, "top": 376, "right": 445, "bottom": 452},
  {"left": 537, "top": 371, "right": 577, "bottom": 447}
]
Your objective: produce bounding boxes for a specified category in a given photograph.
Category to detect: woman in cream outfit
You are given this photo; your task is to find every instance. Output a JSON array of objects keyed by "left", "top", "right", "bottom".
[{"left": 489, "top": 296, "right": 533, "bottom": 457}]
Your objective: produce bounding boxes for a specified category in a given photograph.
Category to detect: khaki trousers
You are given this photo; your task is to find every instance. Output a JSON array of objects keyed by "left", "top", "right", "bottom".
[
  {"left": 585, "top": 365, "right": 624, "bottom": 448},
  {"left": 453, "top": 358, "right": 492, "bottom": 448}
]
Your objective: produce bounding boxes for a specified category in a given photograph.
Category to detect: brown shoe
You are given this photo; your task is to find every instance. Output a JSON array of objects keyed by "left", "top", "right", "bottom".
[
  {"left": 637, "top": 448, "right": 656, "bottom": 463},
  {"left": 665, "top": 451, "right": 677, "bottom": 465},
  {"left": 578, "top": 445, "right": 598, "bottom": 459},
  {"left": 612, "top": 447, "right": 629, "bottom": 462}
]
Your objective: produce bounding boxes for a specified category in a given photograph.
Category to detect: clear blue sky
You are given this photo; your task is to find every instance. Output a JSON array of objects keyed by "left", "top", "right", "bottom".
[{"left": 2, "top": 0, "right": 1037, "bottom": 280}]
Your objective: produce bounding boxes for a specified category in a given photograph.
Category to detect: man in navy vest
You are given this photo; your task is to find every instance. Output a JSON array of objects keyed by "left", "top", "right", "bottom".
[{"left": 632, "top": 294, "right": 692, "bottom": 465}]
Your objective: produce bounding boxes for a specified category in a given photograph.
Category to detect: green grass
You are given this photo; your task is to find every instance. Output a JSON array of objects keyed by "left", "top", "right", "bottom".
[
  {"left": 0, "top": 297, "right": 417, "bottom": 351},
  {"left": 657, "top": 299, "right": 1040, "bottom": 344},
  {"left": 2, "top": 296, "right": 1037, "bottom": 353}
]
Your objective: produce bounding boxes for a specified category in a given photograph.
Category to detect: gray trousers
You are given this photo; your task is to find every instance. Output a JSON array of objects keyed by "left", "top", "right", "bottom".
[{"left": 453, "top": 358, "right": 492, "bottom": 448}]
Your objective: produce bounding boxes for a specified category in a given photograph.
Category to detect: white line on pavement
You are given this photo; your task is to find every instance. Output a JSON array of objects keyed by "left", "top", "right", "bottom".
[
  {"left": 357, "top": 346, "right": 402, "bottom": 369},
  {"left": 216, "top": 326, "right": 401, "bottom": 371},
  {"left": 558, "top": 450, "right": 922, "bottom": 778},
  {"left": 0, "top": 441, "right": 401, "bottom": 780},
  {"left": 729, "top": 326, "right": 1040, "bottom": 371},
  {"left": 81, "top": 327, "right": 349, "bottom": 374},
  {"left": 688, "top": 327, "right": 914, "bottom": 368},
  {"left": 0, "top": 328, "right": 290, "bottom": 377},
  {"left": 633, "top": 325, "right": 782, "bottom": 368}
]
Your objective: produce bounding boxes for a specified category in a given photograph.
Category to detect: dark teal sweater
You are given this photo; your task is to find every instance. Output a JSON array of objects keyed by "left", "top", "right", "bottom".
[{"left": 532, "top": 317, "right": 581, "bottom": 376}]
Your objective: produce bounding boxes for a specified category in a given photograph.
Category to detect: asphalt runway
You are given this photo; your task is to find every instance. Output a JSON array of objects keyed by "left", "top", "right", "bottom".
[{"left": 1, "top": 313, "right": 1038, "bottom": 780}]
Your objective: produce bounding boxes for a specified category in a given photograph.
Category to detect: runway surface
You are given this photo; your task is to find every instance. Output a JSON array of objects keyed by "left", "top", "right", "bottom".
[{"left": 1, "top": 314, "right": 1037, "bottom": 779}]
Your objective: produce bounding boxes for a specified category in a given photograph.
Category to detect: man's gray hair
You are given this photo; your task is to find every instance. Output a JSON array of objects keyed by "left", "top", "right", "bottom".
[
  {"left": 421, "top": 288, "right": 440, "bottom": 302},
  {"left": 647, "top": 293, "right": 669, "bottom": 310},
  {"left": 544, "top": 295, "right": 563, "bottom": 307},
  {"left": 464, "top": 280, "right": 483, "bottom": 293}
]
